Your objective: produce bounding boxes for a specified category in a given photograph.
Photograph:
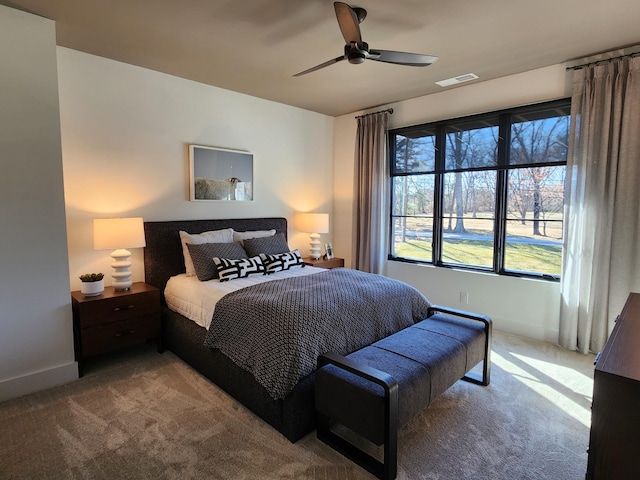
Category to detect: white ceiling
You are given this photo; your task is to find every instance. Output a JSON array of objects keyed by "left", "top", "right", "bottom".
[{"left": 4, "top": 0, "right": 640, "bottom": 116}]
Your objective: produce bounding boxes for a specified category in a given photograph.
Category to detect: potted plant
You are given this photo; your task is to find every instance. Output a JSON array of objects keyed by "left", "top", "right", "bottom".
[{"left": 79, "top": 273, "right": 105, "bottom": 297}]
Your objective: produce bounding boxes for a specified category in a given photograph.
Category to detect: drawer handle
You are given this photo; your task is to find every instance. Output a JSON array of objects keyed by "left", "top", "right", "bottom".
[
  {"left": 114, "top": 305, "right": 135, "bottom": 312},
  {"left": 115, "top": 329, "right": 135, "bottom": 337}
]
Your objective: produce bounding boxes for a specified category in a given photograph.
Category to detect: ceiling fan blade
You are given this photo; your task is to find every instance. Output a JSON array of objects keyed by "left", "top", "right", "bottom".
[
  {"left": 334, "top": 2, "right": 362, "bottom": 44},
  {"left": 369, "top": 49, "right": 439, "bottom": 67},
  {"left": 293, "top": 56, "right": 345, "bottom": 77}
]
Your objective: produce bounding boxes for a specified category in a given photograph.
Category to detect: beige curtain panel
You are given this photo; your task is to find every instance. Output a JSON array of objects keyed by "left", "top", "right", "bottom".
[
  {"left": 352, "top": 110, "right": 390, "bottom": 274},
  {"left": 560, "top": 56, "right": 640, "bottom": 353}
]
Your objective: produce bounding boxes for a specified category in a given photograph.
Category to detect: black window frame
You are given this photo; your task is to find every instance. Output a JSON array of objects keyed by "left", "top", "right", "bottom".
[{"left": 388, "top": 98, "right": 571, "bottom": 281}]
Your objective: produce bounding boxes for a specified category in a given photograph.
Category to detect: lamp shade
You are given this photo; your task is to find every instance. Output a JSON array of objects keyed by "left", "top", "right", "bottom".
[
  {"left": 296, "top": 213, "right": 329, "bottom": 234},
  {"left": 93, "top": 217, "right": 146, "bottom": 250}
]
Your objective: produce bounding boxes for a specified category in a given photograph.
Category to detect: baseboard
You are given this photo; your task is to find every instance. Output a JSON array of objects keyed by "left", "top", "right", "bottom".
[
  {"left": 494, "top": 320, "right": 559, "bottom": 345},
  {"left": 0, "top": 362, "right": 79, "bottom": 403}
]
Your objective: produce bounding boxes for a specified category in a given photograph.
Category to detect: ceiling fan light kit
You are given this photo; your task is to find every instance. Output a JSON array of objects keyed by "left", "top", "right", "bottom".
[{"left": 294, "top": 2, "right": 439, "bottom": 77}]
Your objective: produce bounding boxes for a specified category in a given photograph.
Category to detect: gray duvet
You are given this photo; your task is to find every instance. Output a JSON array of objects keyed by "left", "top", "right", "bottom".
[{"left": 203, "top": 268, "right": 432, "bottom": 399}]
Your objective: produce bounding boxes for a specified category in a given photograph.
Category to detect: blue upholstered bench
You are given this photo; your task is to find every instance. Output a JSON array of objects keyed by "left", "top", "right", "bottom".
[{"left": 315, "top": 305, "right": 492, "bottom": 480}]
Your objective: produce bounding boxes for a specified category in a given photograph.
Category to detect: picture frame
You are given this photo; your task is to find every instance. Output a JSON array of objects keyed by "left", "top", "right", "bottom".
[
  {"left": 325, "top": 243, "right": 334, "bottom": 260},
  {"left": 189, "top": 144, "right": 253, "bottom": 201}
]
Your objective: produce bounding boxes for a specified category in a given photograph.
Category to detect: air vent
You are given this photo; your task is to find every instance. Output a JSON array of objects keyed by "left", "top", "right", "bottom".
[{"left": 435, "top": 73, "right": 479, "bottom": 87}]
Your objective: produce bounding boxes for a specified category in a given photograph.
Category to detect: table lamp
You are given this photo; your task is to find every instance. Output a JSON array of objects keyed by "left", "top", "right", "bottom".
[
  {"left": 93, "top": 217, "right": 146, "bottom": 290},
  {"left": 297, "top": 213, "right": 329, "bottom": 259}
]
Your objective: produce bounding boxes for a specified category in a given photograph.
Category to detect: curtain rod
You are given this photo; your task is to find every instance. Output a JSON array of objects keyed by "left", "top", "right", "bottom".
[
  {"left": 355, "top": 107, "right": 393, "bottom": 119},
  {"left": 566, "top": 52, "right": 640, "bottom": 71}
]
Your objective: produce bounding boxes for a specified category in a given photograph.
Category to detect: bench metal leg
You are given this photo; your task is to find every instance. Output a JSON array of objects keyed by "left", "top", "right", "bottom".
[
  {"left": 317, "top": 353, "right": 399, "bottom": 480},
  {"left": 427, "top": 305, "right": 492, "bottom": 386}
]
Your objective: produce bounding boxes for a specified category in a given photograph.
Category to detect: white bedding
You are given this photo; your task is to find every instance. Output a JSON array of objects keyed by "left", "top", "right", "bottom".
[{"left": 165, "top": 266, "right": 326, "bottom": 329}]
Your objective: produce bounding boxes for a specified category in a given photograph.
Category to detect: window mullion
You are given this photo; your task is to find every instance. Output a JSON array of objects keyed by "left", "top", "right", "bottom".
[
  {"left": 494, "top": 170, "right": 508, "bottom": 273},
  {"left": 494, "top": 114, "right": 510, "bottom": 273},
  {"left": 433, "top": 126, "right": 445, "bottom": 265}
]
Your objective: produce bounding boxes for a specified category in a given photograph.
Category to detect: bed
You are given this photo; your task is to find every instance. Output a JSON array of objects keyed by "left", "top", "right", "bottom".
[{"left": 143, "top": 217, "right": 431, "bottom": 442}]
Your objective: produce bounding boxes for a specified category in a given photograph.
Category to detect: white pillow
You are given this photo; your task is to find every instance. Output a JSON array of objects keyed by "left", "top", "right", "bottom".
[
  {"left": 232, "top": 229, "right": 276, "bottom": 246},
  {"left": 179, "top": 228, "right": 234, "bottom": 276}
]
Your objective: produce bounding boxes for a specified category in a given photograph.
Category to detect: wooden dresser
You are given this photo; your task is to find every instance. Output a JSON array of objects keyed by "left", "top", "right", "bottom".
[{"left": 586, "top": 292, "right": 640, "bottom": 479}]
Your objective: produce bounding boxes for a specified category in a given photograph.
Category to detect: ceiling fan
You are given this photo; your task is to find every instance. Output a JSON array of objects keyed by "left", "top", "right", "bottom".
[{"left": 293, "top": 2, "right": 438, "bottom": 77}]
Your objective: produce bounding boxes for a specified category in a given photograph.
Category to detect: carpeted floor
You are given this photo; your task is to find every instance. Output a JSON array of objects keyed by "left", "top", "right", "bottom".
[{"left": 0, "top": 331, "right": 594, "bottom": 480}]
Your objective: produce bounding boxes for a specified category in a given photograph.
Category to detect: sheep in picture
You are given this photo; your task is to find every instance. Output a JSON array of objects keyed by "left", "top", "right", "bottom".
[{"left": 194, "top": 177, "right": 246, "bottom": 200}]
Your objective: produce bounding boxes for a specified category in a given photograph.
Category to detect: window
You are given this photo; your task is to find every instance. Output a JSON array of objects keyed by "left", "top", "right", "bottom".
[{"left": 390, "top": 99, "right": 570, "bottom": 279}]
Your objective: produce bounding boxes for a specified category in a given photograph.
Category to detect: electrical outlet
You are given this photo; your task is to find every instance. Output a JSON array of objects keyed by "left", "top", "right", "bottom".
[{"left": 459, "top": 291, "right": 469, "bottom": 304}]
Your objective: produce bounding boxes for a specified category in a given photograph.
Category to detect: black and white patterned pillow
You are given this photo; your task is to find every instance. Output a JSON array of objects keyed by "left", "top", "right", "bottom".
[
  {"left": 213, "top": 256, "right": 265, "bottom": 282},
  {"left": 260, "top": 249, "right": 305, "bottom": 274},
  {"left": 186, "top": 242, "right": 248, "bottom": 281},
  {"left": 243, "top": 233, "right": 290, "bottom": 257}
]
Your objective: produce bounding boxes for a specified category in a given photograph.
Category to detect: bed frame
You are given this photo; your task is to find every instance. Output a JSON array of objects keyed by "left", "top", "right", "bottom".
[{"left": 143, "top": 217, "right": 316, "bottom": 442}]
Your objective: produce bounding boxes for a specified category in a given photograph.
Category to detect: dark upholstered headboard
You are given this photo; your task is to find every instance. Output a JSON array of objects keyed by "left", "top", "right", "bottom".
[{"left": 143, "top": 217, "right": 288, "bottom": 300}]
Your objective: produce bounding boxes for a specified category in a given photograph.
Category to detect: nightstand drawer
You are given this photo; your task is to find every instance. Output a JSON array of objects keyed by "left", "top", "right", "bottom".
[
  {"left": 75, "top": 290, "right": 160, "bottom": 328},
  {"left": 81, "top": 313, "right": 161, "bottom": 357}
]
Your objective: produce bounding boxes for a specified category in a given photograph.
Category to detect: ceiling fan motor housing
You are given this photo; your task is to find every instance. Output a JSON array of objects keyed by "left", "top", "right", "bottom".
[{"left": 346, "top": 41, "right": 368, "bottom": 64}]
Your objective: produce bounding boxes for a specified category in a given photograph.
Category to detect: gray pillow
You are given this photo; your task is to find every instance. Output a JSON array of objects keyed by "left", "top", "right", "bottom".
[
  {"left": 243, "top": 233, "right": 290, "bottom": 257},
  {"left": 186, "top": 241, "right": 248, "bottom": 281}
]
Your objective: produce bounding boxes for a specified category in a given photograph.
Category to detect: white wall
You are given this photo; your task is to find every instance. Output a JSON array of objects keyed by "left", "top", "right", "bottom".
[
  {"left": 57, "top": 48, "right": 335, "bottom": 292},
  {"left": 0, "top": 6, "right": 76, "bottom": 401},
  {"left": 333, "top": 65, "right": 571, "bottom": 342}
]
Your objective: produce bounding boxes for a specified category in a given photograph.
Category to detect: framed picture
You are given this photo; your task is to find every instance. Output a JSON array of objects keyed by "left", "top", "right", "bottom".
[
  {"left": 189, "top": 144, "right": 253, "bottom": 201},
  {"left": 325, "top": 243, "right": 334, "bottom": 260}
]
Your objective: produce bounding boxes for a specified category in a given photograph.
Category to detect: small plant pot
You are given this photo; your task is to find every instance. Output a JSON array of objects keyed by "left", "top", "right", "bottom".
[{"left": 80, "top": 279, "right": 104, "bottom": 297}]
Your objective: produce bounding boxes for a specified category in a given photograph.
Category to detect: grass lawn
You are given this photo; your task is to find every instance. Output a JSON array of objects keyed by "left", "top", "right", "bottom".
[{"left": 394, "top": 238, "right": 561, "bottom": 276}]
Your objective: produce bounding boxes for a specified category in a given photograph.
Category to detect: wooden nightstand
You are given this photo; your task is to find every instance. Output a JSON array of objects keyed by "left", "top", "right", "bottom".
[
  {"left": 303, "top": 257, "right": 345, "bottom": 269},
  {"left": 71, "top": 282, "right": 162, "bottom": 377}
]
